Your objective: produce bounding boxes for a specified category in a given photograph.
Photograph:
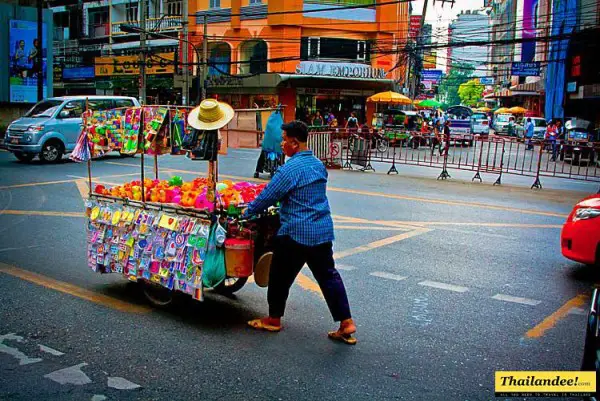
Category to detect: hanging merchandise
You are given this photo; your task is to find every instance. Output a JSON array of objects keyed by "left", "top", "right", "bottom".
[
  {"left": 143, "top": 107, "right": 169, "bottom": 153},
  {"left": 170, "top": 108, "right": 189, "bottom": 155},
  {"left": 82, "top": 108, "right": 128, "bottom": 158},
  {"left": 201, "top": 223, "right": 227, "bottom": 288},
  {"left": 122, "top": 108, "right": 142, "bottom": 155}
]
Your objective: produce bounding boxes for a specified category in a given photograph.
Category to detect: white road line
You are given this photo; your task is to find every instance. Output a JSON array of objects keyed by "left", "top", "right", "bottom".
[
  {"left": 491, "top": 294, "right": 541, "bottom": 306},
  {"left": 370, "top": 271, "right": 407, "bottom": 281},
  {"left": 418, "top": 280, "right": 469, "bottom": 293},
  {"left": 0, "top": 333, "right": 42, "bottom": 365},
  {"left": 44, "top": 363, "right": 92, "bottom": 385},
  {"left": 107, "top": 377, "right": 142, "bottom": 390},
  {"left": 336, "top": 264, "right": 357, "bottom": 271},
  {"left": 568, "top": 307, "right": 587, "bottom": 316},
  {"left": 39, "top": 344, "right": 65, "bottom": 356}
]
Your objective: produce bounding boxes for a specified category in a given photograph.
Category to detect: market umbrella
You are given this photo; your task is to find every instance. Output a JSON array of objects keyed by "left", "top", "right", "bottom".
[
  {"left": 417, "top": 99, "right": 443, "bottom": 108},
  {"left": 508, "top": 106, "right": 528, "bottom": 114},
  {"left": 367, "top": 91, "right": 413, "bottom": 105},
  {"left": 494, "top": 107, "right": 510, "bottom": 114},
  {"left": 476, "top": 106, "right": 491, "bottom": 112}
]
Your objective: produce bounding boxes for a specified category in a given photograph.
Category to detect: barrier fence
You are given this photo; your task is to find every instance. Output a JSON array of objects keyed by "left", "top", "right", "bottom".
[{"left": 307, "top": 128, "right": 600, "bottom": 189}]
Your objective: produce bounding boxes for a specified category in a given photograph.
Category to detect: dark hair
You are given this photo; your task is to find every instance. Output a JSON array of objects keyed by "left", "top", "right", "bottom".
[{"left": 281, "top": 120, "right": 308, "bottom": 142}]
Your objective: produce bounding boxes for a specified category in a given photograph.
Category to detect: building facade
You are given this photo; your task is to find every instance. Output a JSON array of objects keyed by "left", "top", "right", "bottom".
[
  {"left": 189, "top": 0, "right": 409, "bottom": 125},
  {"left": 447, "top": 10, "right": 490, "bottom": 78},
  {"left": 49, "top": 0, "right": 184, "bottom": 104}
]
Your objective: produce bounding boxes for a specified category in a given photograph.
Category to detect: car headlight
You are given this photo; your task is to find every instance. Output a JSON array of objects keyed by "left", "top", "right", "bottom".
[
  {"left": 26, "top": 125, "right": 44, "bottom": 133},
  {"left": 574, "top": 208, "right": 600, "bottom": 221}
]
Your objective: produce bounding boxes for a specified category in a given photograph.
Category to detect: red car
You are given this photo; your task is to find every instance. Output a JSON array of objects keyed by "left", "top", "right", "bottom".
[{"left": 561, "top": 194, "right": 600, "bottom": 265}]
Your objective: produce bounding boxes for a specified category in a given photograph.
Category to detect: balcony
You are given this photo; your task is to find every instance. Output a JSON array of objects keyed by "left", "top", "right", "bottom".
[
  {"left": 112, "top": 16, "right": 183, "bottom": 35},
  {"left": 88, "top": 23, "right": 110, "bottom": 38}
]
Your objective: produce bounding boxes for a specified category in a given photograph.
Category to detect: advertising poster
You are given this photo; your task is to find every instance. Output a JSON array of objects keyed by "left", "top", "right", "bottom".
[
  {"left": 521, "top": 0, "right": 539, "bottom": 62},
  {"left": 9, "top": 20, "right": 48, "bottom": 103}
]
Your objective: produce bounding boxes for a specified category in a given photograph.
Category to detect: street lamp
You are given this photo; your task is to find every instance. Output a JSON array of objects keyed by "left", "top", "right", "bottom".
[{"left": 120, "top": 23, "right": 203, "bottom": 105}]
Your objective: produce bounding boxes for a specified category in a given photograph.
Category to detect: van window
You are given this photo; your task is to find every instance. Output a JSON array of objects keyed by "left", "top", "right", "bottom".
[
  {"left": 24, "top": 99, "right": 63, "bottom": 118},
  {"left": 115, "top": 99, "right": 135, "bottom": 108},
  {"left": 88, "top": 99, "right": 114, "bottom": 111},
  {"left": 61, "top": 100, "right": 85, "bottom": 118}
]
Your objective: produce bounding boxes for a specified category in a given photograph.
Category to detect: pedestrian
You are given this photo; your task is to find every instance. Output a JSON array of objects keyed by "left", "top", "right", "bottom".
[
  {"left": 507, "top": 116, "right": 516, "bottom": 137},
  {"left": 546, "top": 120, "right": 558, "bottom": 161},
  {"left": 442, "top": 120, "right": 451, "bottom": 156},
  {"left": 326, "top": 111, "right": 336, "bottom": 126},
  {"left": 312, "top": 111, "right": 324, "bottom": 127},
  {"left": 345, "top": 112, "right": 358, "bottom": 130},
  {"left": 245, "top": 120, "right": 357, "bottom": 345},
  {"left": 525, "top": 117, "right": 534, "bottom": 150}
]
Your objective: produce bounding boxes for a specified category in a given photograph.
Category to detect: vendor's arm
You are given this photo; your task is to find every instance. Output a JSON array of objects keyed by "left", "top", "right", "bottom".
[{"left": 246, "top": 167, "right": 294, "bottom": 215}]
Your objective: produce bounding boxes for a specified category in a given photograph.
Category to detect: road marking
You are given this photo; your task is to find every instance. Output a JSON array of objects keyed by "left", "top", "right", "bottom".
[
  {"left": 0, "top": 210, "right": 84, "bottom": 218},
  {"left": 0, "top": 333, "right": 43, "bottom": 365},
  {"left": 0, "top": 263, "right": 152, "bottom": 314},
  {"left": 0, "top": 178, "right": 80, "bottom": 190},
  {"left": 381, "top": 221, "right": 563, "bottom": 229},
  {"left": 568, "top": 307, "right": 587, "bottom": 316},
  {"left": 334, "top": 229, "right": 431, "bottom": 260},
  {"left": 492, "top": 294, "right": 541, "bottom": 306},
  {"left": 370, "top": 271, "right": 408, "bottom": 281},
  {"left": 525, "top": 294, "right": 588, "bottom": 338},
  {"left": 107, "top": 377, "right": 142, "bottom": 390},
  {"left": 0, "top": 245, "right": 41, "bottom": 253},
  {"left": 75, "top": 179, "right": 90, "bottom": 200},
  {"left": 296, "top": 272, "right": 324, "bottom": 299},
  {"left": 39, "top": 344, "right": 65, "bottom": 356},
  {"left": 336, "top": 264, "right": 357, "bottom": 271},
  {"left": 418, "top": 280, "right": 469, "bottom": 293},
  {"left": 92, "top": 396, "right": 107, "bottom": 401},
  {"left": 44, "top": 363, "right": 92, "bottom": 385},
  {"left": 334, "top": 225, "right": 408, "bottom": 231}
]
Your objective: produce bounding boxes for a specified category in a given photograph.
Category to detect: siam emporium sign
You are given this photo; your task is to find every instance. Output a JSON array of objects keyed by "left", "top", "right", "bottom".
[{"left": 295, "top": 61, "right": 387, "bottom": 79}]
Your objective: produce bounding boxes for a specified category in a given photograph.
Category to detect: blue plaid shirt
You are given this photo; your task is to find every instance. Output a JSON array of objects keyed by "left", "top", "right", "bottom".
[{"left": 246, "top": 150, "right": 334, "bottom": 246}]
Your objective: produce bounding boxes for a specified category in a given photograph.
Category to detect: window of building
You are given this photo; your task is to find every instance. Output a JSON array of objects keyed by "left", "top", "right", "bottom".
[
  {"left": 126, "top": 3, "right": 138, "bottom": 21},
  {"left": 239, "top": 40, "right": 267, "bottom": 75},
  {"left": 300, "top": 37, "right": 370, "bottom": 61},
  {"left": 208, "top": 43, "right": 232, "bottom": 76},
  {"left": 209, "top": 0, "right": 221, "bottom": 8},
  {"left": 249, "top": 0, "right": 262, "bottom": 4},
  {"left": 167, "top": 0, "right": 182, "bottom": 16}
]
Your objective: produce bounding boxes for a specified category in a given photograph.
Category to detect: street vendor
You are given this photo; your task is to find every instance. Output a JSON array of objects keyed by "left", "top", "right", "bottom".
[{"left": 244, "top": 120, "right": 357, "bottom": 345}]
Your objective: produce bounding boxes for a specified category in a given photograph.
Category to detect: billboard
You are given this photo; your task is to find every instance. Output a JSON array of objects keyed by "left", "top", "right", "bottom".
[
  {"left": 95, "top": 53, "right": 175, "bottom": 76},
  {"left": 9, "top": 20, "right": 47, "bottom": 103},
  {"left": 521, "top": 0, "right": 539, "bottom": 62},
  {"left": 423, "top": 52, "right": 437, "bottom": 69},
  {"left": 421, "top": 69, "right": 443, "bottom": 83},
  {"left": 511, "top": 61, "right": 541, "bottom": 76},
  {"left": 409, "top": 15, "right": 422, "bottom": 39}
]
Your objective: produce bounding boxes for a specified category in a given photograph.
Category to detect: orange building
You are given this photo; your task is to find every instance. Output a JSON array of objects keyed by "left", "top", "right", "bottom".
[{"left": 189, "top": 0, "right": 409, "bottom": 125}]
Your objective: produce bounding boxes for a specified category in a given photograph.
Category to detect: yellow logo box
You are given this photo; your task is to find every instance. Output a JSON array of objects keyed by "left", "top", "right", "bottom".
[{"left": 495, "top": 371, "right": 596, "bottom": 397}]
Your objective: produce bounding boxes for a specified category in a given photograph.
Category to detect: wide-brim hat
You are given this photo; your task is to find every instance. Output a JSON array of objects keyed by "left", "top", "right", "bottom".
[{"left": 188, "top": 98, "right": 235, "bottom": 130}]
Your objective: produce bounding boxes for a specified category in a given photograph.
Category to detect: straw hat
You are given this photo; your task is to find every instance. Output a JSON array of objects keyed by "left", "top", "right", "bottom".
[{"left": 188, "top": 98, "right": 235, "bottom": 130}]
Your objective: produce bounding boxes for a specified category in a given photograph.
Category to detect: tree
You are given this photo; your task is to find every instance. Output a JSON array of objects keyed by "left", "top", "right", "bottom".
[
  {"left": 458, "top": 79, "right": 485, "bottom": 106},
  {"left": 438, "top": 63, "right": 475, "bottom": 106}
]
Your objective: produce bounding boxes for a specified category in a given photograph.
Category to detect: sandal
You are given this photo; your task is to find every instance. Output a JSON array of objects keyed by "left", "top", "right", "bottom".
[
  {"left": 248, "top": 318, "right": 281, "bottom": 332},
  {"left": 328, "top": 330, "right": 358, "bottom": 345}
]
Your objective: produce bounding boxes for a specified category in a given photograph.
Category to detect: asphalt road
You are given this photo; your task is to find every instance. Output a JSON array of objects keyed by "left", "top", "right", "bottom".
[{"left": 0, "top": 147, "right": 598, "bottom": 401}]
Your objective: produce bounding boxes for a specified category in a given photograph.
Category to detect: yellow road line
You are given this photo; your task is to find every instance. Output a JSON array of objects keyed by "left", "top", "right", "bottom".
[
  {"left": 328, "top": 187, "right": 568, "bottom": 218},
  {"left": 335, "top": 225, "right": 408, "bottom": 231},
  {"left": 334, "top": 228, "right": 431, "bottom": 260},
  {"left": 0, "top": 178, "right": 80, "bottom": 190},
  {"left": 0, "top": 263, "right": 151, "bottom": 314},
  {"left": 525, "top": 294, "right": 588, "bottom": 338},
  {"left": 75, "top": 179, "right": 90, "bottom": 200},
  {"left": 379, "top": 221, "right": 564, "bottom": 229},
  {"left": 0, "top": 210, "right": 84, "bottom": 218},
  {"left": 297, "top": 273, "right": 324, "bottom": 299}
]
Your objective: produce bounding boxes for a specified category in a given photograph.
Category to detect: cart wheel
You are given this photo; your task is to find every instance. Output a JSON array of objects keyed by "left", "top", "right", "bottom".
[
  {"left": 142, "top": 282, "right": 174, "bottom": 307},
  {"left": 214, "top": 277, "right": 248, "bottom": 295}
]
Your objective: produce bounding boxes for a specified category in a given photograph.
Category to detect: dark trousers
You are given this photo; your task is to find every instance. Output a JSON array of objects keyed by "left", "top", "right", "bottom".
[
  {"left": 255, "top": 151, "right": 266, "bottom": 173},
  {"left": 268, "top": 236, "right": 352, "bottom": 322}
]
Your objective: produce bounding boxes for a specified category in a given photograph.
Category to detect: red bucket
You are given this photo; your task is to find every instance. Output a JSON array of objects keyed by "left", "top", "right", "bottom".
[{"left": 224, "top": 238, "right": 254, "bottom": 278}]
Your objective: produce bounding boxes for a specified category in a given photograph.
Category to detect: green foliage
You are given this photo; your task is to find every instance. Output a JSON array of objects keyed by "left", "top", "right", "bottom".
[
  {"left": 458, "top": 79, "right": 485, "bottom": 106},
  {"left": 438, "top": 63, "right": 475, "bottom": 106}
]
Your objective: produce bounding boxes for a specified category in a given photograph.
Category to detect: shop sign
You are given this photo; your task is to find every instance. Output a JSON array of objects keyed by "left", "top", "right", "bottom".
[
  {"left": 63, "top": 67, "right": 95, "bottom": 80},
  {"left": 567, "top": 81, "right": 577, "bottom": 93},
  {"left": 511, "top": 62, "right": 540, "bottom": 77},
  {"left": 296, "top": 88, "right": 374, "bottom": 96},
  {"left": 207, "top": 75, "right": 243, "bottom": 87},
  {"left": 95, "top": 53, "right": 174, "bottom": 76},
  {"left": 295, "top": 61, "right": 387, "bottom": 80},
  {"left": 480, "top": 77, "right": 495, "bottom": 85},
  {"left": 421, "top": 69, "right": 443, "bottom": 83},
  {"left": 409, "top": 15, "right": 422, "bottom": 39}
]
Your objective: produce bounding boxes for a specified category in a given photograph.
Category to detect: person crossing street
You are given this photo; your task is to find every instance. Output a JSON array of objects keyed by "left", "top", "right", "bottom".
[{"left": 244, "top": 120, "right": 357, "bottom": 345}]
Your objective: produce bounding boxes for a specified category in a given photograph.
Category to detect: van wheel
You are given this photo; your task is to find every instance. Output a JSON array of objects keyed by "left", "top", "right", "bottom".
[
  {"left": 40, "top": 140, "right": 63, "bottom": 163},
  {"left": 14, "top": 152, "right": 35, "bottom": 163}
]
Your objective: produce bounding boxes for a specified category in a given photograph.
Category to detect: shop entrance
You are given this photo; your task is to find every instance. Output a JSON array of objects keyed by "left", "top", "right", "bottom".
[{"left": 296, "top": 91, "right": 366, "bottom": 127}]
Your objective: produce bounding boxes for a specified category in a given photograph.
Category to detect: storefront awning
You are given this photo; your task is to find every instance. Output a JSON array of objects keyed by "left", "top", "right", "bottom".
[
  {"left": 509, "top": 82, "right": 540, "bottom": 95},
  {"left": 110, "top": 39, "right": 178, "bottom": 50},
  {"left": 207, "top": 73, "right": 395, "bottom": 94}
]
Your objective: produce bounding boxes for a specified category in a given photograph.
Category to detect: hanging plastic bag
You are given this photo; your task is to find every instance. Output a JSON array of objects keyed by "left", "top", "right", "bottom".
[
  {"left": 262, "top": 110, "right": 283, "bottom": 153},
  {"left": 202, "top": 223, "right": 226, "bottom": 288}
]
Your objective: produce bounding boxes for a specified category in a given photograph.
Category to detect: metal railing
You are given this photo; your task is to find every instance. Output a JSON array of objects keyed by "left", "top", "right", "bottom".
[
  {"left": 111, "top": 16, "right": 183, "bottom": 35},
  {"left": 307, "top": 128, "right": 600, "bottom": 188}
]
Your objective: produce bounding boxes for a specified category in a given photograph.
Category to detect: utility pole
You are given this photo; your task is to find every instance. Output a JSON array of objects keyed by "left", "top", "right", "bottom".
[
  {"left": 37, "top": 0, "right": 43, "bottom": 101},
  {"left": 182, "top": 0, "right": 189, "bottom": 105},
  {"left": 410, "top": 0, "right": 429, "bottom": 99},
  {"left": 139, "top": 0, "right": 147, "bottom": 104},
  {"left": 201, "top": 14, "right": 208, "bottom": 101}
]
